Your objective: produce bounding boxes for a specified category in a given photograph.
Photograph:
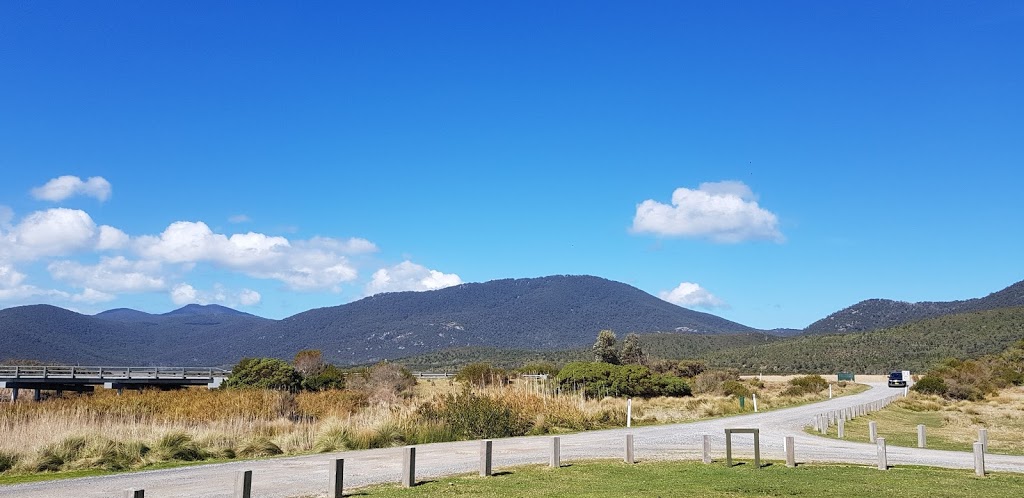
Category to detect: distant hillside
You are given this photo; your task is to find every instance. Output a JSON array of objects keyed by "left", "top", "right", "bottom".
[
  {"left": 391, "top": 332, "right": 778, "bottom": 371},
  {"left": 805, "top": 279, "right": 1024, "bottom": 333},
  {"left": 709, "top": 306, "right": 1024, "bottom": 374},
  {"left": 262, "top": 275, "right": 756, "bottom": 364},
  {"left": 0, "top": 275, "right": 756, "bottom": 366}
]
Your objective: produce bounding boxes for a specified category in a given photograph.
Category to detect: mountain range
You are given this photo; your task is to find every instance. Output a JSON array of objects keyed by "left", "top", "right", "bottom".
[{"left": 1, "top": 275, "right": 1022, "bottom": 367}]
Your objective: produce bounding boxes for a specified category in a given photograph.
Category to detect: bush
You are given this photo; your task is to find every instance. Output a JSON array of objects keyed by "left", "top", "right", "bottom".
[
  {"left": 722, "top": 380, "right": 752, "bottom": 398},
  {"left": 301, "top": 364, "right": 347, "bottom": 391},
  {"left": 556, "top": 362, "right": 690, "bottom": 398},
  {"left": 784, "top": 375, "right": 829, "bottom": 396},
  {"left": 418, "top": 389, "right": 530, "bottom": 439},
  {"left": 691, "top": 369, "right": 740, "bottom": 395},
  {"left": 224, "top": 358, "right": 302, "bottom": 391},
  {"left": 347, "top": 362, "right": 416, "bottom": 405},
  {"left": 456, "top": 362, "right": 508, "bottom": 387},
  {"left": 0, "top": 451, "right": 18, "bottom": 473},
  {"left": 911, "top": 375, "right": 948, "bottom": 396},
  {"left": 154, "top": 432, "right": 207, "bottom": 461},
  {"left": 238, "top": 437, "right": 282, "bottom": 458},
  {"left": 517, "top": 361, "right": 560, "bottom": 377}
]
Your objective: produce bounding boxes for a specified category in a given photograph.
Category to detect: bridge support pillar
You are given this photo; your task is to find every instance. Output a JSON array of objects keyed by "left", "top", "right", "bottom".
[{"left": 33, "top": 389, "right": 41, "bottom": 401}]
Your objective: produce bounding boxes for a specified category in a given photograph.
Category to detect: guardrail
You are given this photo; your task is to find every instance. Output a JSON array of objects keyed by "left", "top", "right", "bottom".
[
  {"left": 411, "top": 372, "right": 455, "bottom": 379},
  {"left": 0, "top": 366, "right": 230, "bottom": 380}
]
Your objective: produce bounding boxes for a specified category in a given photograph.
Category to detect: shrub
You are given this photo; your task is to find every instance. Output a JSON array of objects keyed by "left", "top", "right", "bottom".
[
  {"left": 722, "top": 380, "right": 752, "bottom": 398},
  {"left": 517, "top": 361, "right": 560, "bottom": 377},
  {"left": 0, "top": 451, "right": 18, "bottom": 473},
  {"left": 556, "top": 362, "right": 690, "bottom": 398},
  {"left": 456, "top": 362, "right": 508, "bottom": 387},
  {"left": 347, "top": 362, "right": 417, "bottom": 405},
  {"left": 301, "top": 364, "right": 347, "bottom": 391},
  {"left": 224, "top": 358, "right": 302, "bottom": 391},
  {"left": 238, "top": 437, "right": 282, "bottom": 458},
  {"left": 912, "top": 375, "right": 948, "bottom": 396},
  {"left": 784, "top": 375, "right": 829, "bottom": 396},
  {"left": 418, "top": 389, "right": 530, "bottom": 439},
  {"left": 154, "top": 432, "right": 207, "bottom": 461},
  {"left": 691, "top": 369, "right": 740, "bottom": 395}
]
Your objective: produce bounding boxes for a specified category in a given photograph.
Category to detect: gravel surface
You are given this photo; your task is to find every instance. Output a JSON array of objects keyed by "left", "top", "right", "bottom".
[{"left": 4, "top": 382, "right": 1022, "bottom": 497}]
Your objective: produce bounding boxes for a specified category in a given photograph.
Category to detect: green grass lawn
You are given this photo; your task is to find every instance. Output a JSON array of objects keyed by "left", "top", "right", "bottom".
[{"left": 347, "top": 460, "right": 1024, "bottom": 498}]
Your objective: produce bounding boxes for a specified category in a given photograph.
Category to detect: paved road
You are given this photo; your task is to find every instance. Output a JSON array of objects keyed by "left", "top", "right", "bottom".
[{"left": 4, "top": 383, "right": 1023, "bottom": 497}]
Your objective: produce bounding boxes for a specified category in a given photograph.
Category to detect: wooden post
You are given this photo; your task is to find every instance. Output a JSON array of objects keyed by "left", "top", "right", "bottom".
[
  {"left": 234, "top": 470, "right": 252, "bottom": 498},
  {"left": 877, "top": 438, "right": 887, "bottom": 470},
  {"left": 785, "top": 436, "right": 795, "bottom": 468},
  {"left": 917, "top": 425, "right": 926, "bottom": 448},
  {"left": 124, "top": 490, "right": 144, "bottom": 498},
  {"left": 480, "top": 440, "right": 492, "bottom": 476},
  {"left": 329, "top": 459, "right": 344, "bottom": 498},
  {"left": 869, "top": 421, "right": 878, "bottom": 443},
  {"left": 550, "top": 437, "right": 560, "bottom": 468},
  {"left": 702, "top": 434, "right": 711, "bottom": 464},
  {"left": 974, "top": 442, "right": 986, "bottom": 477},
  {"left": 979, "top": 429, "right": 988, "bottom": 453},
  {"left": 402, "top": 447, "right": 416, "bottom": 487},
  {"left": 625, "top": 434, "right": 634, "bottom": 464}
]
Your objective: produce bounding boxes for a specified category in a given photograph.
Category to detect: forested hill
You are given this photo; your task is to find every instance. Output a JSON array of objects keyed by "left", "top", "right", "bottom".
[
  {"left": 712, "top": 306, "right": 1024, "bottom": 374},
  {"left": 804, "top": 279, "right": 1024, "bottom": 334},
  {"left": 261, "top": 275, "right": 757, "bottom": 363},
  {"left": 0, "top": 275, "right": 756, "bottom": 365}
]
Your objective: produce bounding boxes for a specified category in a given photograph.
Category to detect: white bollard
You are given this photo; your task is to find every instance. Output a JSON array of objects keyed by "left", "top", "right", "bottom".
[
  {"left": 918, "top": 425, "right": 926, "bottom": 448},
  {"left": 979, "top": 429, "right": 988, "bottom": 453},
  {"left": 702, "top": 434, "right": 711, "bottom": 464},
  {"left": 877, "top": 438, "right": 888, "bottom": 470},
  {"left": 329, "top": 459, "right": 344, "bottom": 498},
  {"left": 785, "top": 436, "right": 796, "bottom": 467},
  {"left": 753, "top": 393, "right": 758, "bottom": 413},
  {"left": 974, "top": 442, "right": 986, "bottom": 476},
  {"left": 829, "top": 384, "right": 833, "bottom": 399},
  {"left": 235, "top": 470, "right": 252, "bottom": 498},
  {"left": 838, "top": 417, "right": 845, "bottom": 438},
  {"left": 550, "top": 437, "right": 560, "bottom": 468},
  {"left": 625, "top": 434, "right": 634, "bottom": 464},
  {"left": 627, "top": 398, "right": 632, "bottom": 428},
  {"left": 869, "top": 421, "right": 878, "bottom": 443},
  {"left": 402, "top": 447, "right": 416, "bottom": 487}
]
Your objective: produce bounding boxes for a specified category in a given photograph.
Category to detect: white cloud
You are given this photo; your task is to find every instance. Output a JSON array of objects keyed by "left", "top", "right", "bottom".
[
  {"left": 71, "top": 288, "right": 116, "bottom": 304},
  {"left": 170, "top": 283, "right": 262, "bottom": 307},
  {"left": 170, "top": 283, "right": 198, "bottom": 305},
  {"left": 31, "top": 175, "right": 112, "bottom": 202},
  {"left": 135, "top": 221, "right": 367, "bottom": 291},
  {"left": 0, "top": 265, "right": 27, "bottom": 288},
  {"left": 1, "top": 208, "right": 98, "bottom": 259},
  {"left": 48, "top": 257, "right": 166, "bottom": 293},
  {"left": 238, "top": 289, "right": 262, "bottom": 306},
  {"left": 96, "top": 225, "right": 130, "bottom": 250},
  {"left": 659, "top": 282, "right": 728, "bottom": 309},
  {"left": 228, "top": 214, "right": 251, "bottom": 224},
  {"left": 631, "top": 181, "right": 783, "bottom": 243},
  {"left": 365, "top": 260, "right": 462, "bottom": 296}
]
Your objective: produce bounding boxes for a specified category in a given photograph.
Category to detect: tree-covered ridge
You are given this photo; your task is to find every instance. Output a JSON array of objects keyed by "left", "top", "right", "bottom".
[
  {"left": 708, "top": 306, "right": 1024, "bottom": 374},
  {"left": 804, "top": 279, "right": 1024, "bottom": 334}
]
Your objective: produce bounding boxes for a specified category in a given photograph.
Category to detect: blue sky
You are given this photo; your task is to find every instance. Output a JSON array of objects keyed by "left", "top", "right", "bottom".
[{"left": 1, "top": 2, "right": 1021, "bottom": 329}]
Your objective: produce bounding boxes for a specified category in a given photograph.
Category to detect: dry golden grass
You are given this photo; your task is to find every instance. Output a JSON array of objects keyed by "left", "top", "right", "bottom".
[
  {"left": 0, "top": 377, "right": 861, "bottom": 475},
  {"left": 824, "top": 387, "right": 1024, "bottom": 454}
]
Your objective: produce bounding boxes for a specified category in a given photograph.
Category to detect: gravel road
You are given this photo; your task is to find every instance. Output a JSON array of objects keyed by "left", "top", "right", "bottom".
[{"left": 4, "top": 382, "right": 1022, "bottom": 497}]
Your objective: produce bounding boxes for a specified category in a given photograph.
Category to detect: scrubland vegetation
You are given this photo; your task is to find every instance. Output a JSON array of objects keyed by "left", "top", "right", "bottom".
[{"left": 0, "top": 358, "right": 852, "bottom": 478}]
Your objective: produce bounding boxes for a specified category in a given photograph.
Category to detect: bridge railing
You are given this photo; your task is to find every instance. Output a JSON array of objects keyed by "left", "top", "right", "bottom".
[{"left": 0, "top": 366, "right": 230, "bottom": 380}]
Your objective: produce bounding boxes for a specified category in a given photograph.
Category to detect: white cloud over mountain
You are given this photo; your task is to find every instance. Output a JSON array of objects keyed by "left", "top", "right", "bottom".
[
  {"left": 48, "top": 257, "right": 166, "bottom": 293},
  {"left": 658, "top": 282, "right": 727, "bottom": 309},
  {"left": 31, "top": 176, "right": 112, "bottom": 202},
  {"left": 365, "top": 261, "right": 462, "bottom": 296},
  {"left": 170, "top": 283, "right": 262, "bottom": 307},
  {"left": 632, "top": 181, "right": 783, "bottom": 243}
]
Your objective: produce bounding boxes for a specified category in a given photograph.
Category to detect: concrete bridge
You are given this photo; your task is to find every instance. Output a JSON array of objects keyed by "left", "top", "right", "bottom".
[{"left": 0, "top": 365, "right": 230, "bottom": 401}]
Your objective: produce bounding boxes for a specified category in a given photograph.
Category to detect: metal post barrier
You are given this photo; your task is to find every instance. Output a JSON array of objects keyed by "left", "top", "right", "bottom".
[
  {"left": 480, "top": 440, "right": 492, "bottom": 477},
  {"left": 329, "top": 459, "right": 344, "bottom": 498},
  {"left": 402, "top": 447, "right": 416, "bottom": 487},
  {"left": 234, "top": 470, "right": 252, "bottom": 498}
]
